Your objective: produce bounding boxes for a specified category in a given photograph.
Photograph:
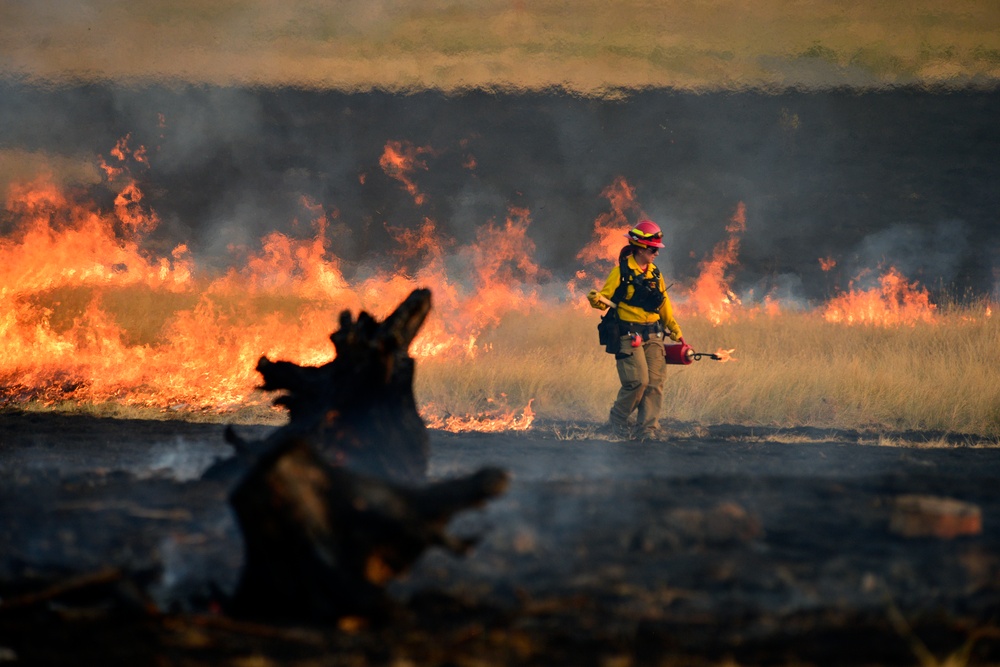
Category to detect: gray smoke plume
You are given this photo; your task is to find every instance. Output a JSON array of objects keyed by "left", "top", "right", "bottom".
[{"left": 1, "top": 81, "right": 998, "bottom": 302}]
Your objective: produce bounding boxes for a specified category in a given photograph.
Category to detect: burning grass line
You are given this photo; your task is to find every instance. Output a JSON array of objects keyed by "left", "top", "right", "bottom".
[
  {"left": 4, "top": 164, "right": 997, "bottom": 435},
  {"left": 6, "top": 302, "right": 1000, "bottom": 439}
]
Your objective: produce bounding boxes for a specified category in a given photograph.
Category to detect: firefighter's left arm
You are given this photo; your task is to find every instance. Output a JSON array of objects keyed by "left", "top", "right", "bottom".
[{"left": 659, "top": 277, "right": 683, "bottom": 341}]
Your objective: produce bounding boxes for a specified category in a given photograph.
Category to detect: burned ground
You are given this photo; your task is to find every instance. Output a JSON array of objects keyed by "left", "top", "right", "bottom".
[{"left": 1, "top": 411, "right": 998, "bottom": 666}]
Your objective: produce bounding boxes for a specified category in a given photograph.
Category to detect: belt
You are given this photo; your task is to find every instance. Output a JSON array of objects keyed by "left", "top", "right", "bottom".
[{"left": 619, "top": 320, "right": 663, "bottom": 338}]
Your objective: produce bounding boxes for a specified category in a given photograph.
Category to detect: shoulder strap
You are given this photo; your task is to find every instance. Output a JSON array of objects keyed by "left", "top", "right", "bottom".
[{"left": 610, "top": 253, "right": 633, "bottom": 304}]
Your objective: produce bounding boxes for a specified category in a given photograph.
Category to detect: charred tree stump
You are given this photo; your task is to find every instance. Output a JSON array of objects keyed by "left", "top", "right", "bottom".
[
  {"left": 222, "top": 289, "right": 511, "bottom": 624},
  {"left": 221, "top": 287, "right": 434, "bottom": 484},
  {"left": 229, "top": 436, "right": 509, "bottom": 623}
]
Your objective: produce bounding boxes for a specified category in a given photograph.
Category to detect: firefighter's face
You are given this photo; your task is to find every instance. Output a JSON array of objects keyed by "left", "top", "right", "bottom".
[{"left": 637, "top": 245, "right": 658, "bottom": 261}]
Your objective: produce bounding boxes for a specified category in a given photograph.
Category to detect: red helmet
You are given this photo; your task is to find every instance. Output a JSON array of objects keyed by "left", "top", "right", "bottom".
[{"left": 625, "top": 219, "right": 665, "bottom": 248}]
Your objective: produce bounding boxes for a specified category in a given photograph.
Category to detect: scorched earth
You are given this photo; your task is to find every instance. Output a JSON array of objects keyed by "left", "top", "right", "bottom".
[{"left": 0, "top": 411, "right": 998, "bottom": 666}]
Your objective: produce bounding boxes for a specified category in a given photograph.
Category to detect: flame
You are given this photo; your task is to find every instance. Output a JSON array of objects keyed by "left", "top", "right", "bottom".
[
  {"left": 682, "top": 202, "right": 746, "bottom": 325},
  {"left": 714, "top": 348, "right": 737, "bottom": 363},
  {"left": 100, "top": 133, "right": 147, "bottom": 181},
  {"left": 822, "top": 267, "right": 937, "bottom": 327},
  {"left": 763, "top": 295, "right": 781, "bottom": 317},
  {"left": 379, "top": 140, "right": 432, "bottom": 206},
  {"left": 5, "top": 142, "right": 988, "bottom": 432},
  {"left": 0, "top": 139, "right": 547, "bottom": 414},
  {"left": 422, "top": 398, "right": 535, "bottom": 432},
  {"left": 1, "top": 177, "right": 191, "bottom": 293},
  {"left": 576, "top": 176, "right": 640, "bottom": 265},
  {"left": 575, "top": 184, "right": 953, "bottom": 334}
]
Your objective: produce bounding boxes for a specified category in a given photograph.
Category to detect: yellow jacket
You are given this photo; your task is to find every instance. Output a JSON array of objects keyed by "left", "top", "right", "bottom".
[{"left": 588, "top": 255, "right": 683, "bottom": 341}]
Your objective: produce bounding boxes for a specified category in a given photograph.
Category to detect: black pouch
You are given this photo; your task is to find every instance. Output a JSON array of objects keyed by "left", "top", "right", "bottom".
[
  {"left": 598, "top": 308, "right": 621, "bottom": 354},
  {"left": 630, "top": 276, "right": 666, "bottom": 311}
]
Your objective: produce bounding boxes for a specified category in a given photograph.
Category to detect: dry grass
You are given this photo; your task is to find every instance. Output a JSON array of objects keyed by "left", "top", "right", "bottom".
[
  {"left": 415, "top": 303, "right": 1000, "bottom": 438},
  {"left": 8, "top": 284, "right": 1000, "bottom": 439},
  {"left": 2, "top": 0, "right": 999, "bottom": 92}
]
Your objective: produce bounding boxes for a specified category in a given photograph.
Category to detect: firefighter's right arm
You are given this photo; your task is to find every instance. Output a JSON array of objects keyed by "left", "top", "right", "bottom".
[{"left": 587, "top": 266, "right": 622, "bottom": 310}]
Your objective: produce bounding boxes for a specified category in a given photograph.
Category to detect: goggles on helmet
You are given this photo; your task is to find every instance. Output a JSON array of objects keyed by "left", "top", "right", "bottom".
[{"left": 625, "top": 220, "right": 665, "bottom": 248}]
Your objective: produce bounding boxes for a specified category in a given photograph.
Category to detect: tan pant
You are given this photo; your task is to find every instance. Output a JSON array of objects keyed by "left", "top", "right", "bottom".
[{"left": 610, "top": 331, "right": 667, "bottom": 435}]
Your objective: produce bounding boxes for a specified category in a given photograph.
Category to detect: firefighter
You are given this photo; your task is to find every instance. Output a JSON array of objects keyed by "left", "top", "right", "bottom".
[{"left": 588, "top": 220, "right": 684, "bottom": 440}]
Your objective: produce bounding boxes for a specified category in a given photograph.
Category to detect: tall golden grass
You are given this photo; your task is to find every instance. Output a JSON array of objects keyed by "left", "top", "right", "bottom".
[
  {"left": 416, "top": 302, "right": 1000, "bottom": 438},
  {"left": 10, "top": 286, "right": 1000, "bottom": 439}
]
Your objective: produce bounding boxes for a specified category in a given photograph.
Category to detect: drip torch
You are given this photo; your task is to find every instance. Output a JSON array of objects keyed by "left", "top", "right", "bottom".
[
  {"left": 595, "top": 294, "right": 731, "bottom": 364},
  {"left": 663, "top": 340, "right": 729, "bottom": 365}
]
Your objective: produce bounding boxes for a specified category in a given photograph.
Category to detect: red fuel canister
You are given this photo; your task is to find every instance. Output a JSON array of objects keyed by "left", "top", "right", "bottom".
[{"left": 664, "top": 340, "right": 695, "bottom": 365}]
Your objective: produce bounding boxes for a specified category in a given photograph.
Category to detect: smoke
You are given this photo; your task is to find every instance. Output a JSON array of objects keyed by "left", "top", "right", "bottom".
[
  {"left": 151, "top": 508, "right": 241, "bottom": 611},
  {"left": 0, "top": 148, "right": 102, "bottom": 194},
  {"left": 136, "top": 438, "right": 232, "bottom": 482},
  {"left": 848, "top": 220, "right": 972, "bottom": 290},
  {"left": 1, "top": 82, "right": 999, "bottom": 302}
]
